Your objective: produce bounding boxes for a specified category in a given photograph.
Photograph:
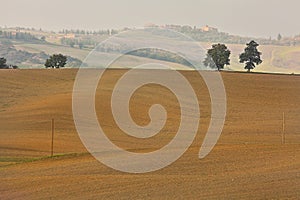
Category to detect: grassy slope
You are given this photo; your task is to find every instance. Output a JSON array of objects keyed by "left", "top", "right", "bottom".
[
  {"left": 3, "top": 27, "right": 299, "bottom": 73},
  {"left": 13, "top": 42, "right": 90, "bottom": 60},
  {"left": 14, "top": 41, "right": 300, "bottom": 73},
  {"left": 0, "top": 69, "right": 299, "bottom": 199},
  {"left": 202, "top": 43, "right": 300, "bottom": 73},
  {"left": 13, "top": 42, "right": 192, "bottom": 70}
]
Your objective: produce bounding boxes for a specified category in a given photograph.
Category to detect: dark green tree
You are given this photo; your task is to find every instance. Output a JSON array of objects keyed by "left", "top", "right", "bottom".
[
  {"left": 203, "top": 44, "right": 231, "bottom": 71},
  {"left": 0, "top": 57, "right": 7, "bottom": 67},
  {"left": 45, "top": 54, "right": 67, "bottom": 68},
  {"left": 239, "top": 41, "right": 262, "bottom": 72},
  {"left": 277, "top": 33, "right": 282, "bottom": 41}
]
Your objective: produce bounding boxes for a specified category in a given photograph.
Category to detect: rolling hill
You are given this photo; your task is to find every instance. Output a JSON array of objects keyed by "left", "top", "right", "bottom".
[
  {"left": 0, "top": 27, "right": 299, "bottom": 73},
  {"left": 0, "top": 69, "right": 299, "bottom": 199}
]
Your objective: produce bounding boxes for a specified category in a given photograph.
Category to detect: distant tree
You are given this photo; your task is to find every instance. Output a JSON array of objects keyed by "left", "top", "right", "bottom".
[
  {"left": 0, "top": 57, "right": 18, "bottom": 69},
  {"left": 45, "top": 54, "right": 67, "bottom": 68},
  {"left": 69, "top": 41, "right": 75, "bottom": 47},
  {"left": 277, "top": 33, "right": 282, "bottom": 41},
  {"left": 239, "top": 41, "right": 262, "bottom": 72},
  {"left": 78, "top": 42, "right": 84, "bottom": 49},
  {"left": 203, "top": 43, "right": 231, "bottom": 71},
  {"left": 111, "top": 29, "right": 118, "bottom": 35},
  {"left": 0, "top": 57, "right": 7, "bottom": 67}
]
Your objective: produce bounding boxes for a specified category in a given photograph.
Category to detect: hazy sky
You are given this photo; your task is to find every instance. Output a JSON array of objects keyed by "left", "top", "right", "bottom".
[{"left": 1, "top": 0, "right": 299, "bottom": 38}]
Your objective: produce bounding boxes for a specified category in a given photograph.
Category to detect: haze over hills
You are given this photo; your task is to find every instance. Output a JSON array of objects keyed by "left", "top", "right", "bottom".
[
  {"left": 0, "top": 25, "right": 300, "bottom": 73},
  {"left": 1, "top": 1, "right": 300, "bottom": 199}
]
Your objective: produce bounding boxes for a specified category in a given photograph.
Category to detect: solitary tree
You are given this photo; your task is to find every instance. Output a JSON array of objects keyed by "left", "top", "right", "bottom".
[
  {"left": 0, "top": 57, "right": 7, "bottom": 67},
  {"left": 45, "top": 54, "right": 67, "bottom": 68},
  {"left": 203, "top": 43, "right": 231, "bottom": 71},
  {"left": 239, "top": 41, "right": 262, "bottom": 72},
  {"left": 277, "top": 33, "right": 282, "bottom": 41}
]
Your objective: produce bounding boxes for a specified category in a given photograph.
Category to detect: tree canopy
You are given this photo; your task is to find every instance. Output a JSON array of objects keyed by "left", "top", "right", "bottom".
[
  {"left": 0, "top": 57, "right": 18, "bottom": 69},
  {"left": 239, "top": 41, "right": 262, "bottom": 72},
  {"left": 45, "top": 54, "right": 67, "bottom": 68},
  {"left": 203, "top": 43, "right": 231, "bottom": 71},
  {"left": 0, "top": 57, "right": 7, "bottom": 67}
]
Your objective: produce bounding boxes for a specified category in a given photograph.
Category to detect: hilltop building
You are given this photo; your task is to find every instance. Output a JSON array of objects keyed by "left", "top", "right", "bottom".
[{"left": 201, "top": 25, "right": 218, "bottom": 32}]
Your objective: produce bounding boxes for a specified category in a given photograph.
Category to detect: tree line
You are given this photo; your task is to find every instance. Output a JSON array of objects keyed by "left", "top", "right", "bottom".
[
  {"left": 58, "top": 26, "right": 300, "bottom": 46},
  {"left": 60, "top": 38, "right": 97, "bottom": 49},
  {"left": 0, "top": 31, "right": 40, "bottom": 42},
  {"left": 164, "top": 25, "right": 300, "bottom": 46},
  {"left": 59, "top": 29, "right": 119, "bottom": 35}
]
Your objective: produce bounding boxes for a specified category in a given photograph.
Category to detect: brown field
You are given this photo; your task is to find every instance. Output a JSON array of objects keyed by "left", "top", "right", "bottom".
[{"left": 0, "top": 69, "right": 299, "bottom": 199}]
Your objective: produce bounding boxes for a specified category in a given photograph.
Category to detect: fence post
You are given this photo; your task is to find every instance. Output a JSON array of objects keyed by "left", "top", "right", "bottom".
[
  {"left": 51, "top": 118, "right": 54, "bottom": 157},
  {"left": 282, "top": 112, "right": 285, "bottom": 145}
]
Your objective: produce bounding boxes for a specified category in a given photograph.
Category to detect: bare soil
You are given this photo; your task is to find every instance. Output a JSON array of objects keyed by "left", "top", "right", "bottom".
[{"left": 0, "top": 69, "right": 299, "bottom": 199}]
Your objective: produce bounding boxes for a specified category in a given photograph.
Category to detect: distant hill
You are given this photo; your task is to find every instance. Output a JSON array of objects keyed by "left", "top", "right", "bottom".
[
  {"left": 0, "top": 39, "right": 82, "bottom": 68},
  {"left": 0, "top": 26, "right": 299, "bottom": 73}
]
